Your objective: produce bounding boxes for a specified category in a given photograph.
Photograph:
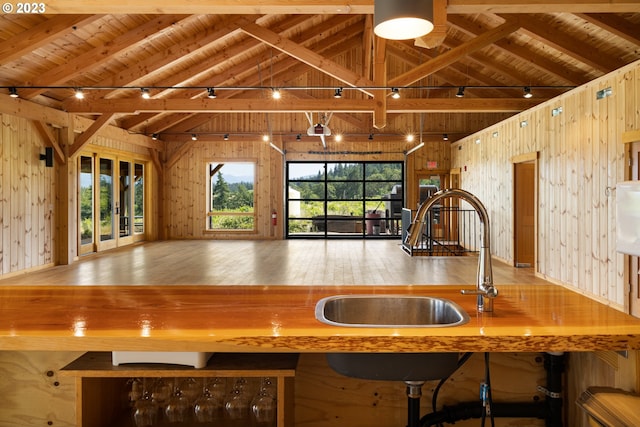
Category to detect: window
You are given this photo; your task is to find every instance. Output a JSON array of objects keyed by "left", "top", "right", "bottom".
[
  {"left": 207, "top": 162, "right": 256, "bottom": 231},
  {"left": 286, "top": 161, "right": 404, "bottom": 238}
]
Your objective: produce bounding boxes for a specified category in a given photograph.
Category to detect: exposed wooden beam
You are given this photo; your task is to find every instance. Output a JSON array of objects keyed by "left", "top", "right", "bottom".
[
  {"left": 574, "top": 13, "right": 640, "bottom": 46},
  {"left": 414, "top": 0, "right": 448, "bottom": 49},
  {"left": 0, "top": 94, "right": 70, "bottom": 127},
  {"left": 504, "top": 14, "right": 622, "bottom": 74},
  {"left": 32, "top": 121, "right": 66, "bottom": 165},
  {"left": 390, "top": 20, "right": 521, "bottom": 87},
  {"left": 240, "top": 22, "right": 375, "bottom": 97},
  {"left": 37, "top": 0, "right": 640, "bottom": 14},
  {"left": 65, "top": 97, "right": 540, "bottom": 114},
  {"left": 447, "top": 15, "right": 587, "bottom": 85},
  {"left": 0, "top": 15, "right": 103, "bottom": 64},
  {"left": 372, "top": 37, "right": 387, "bottom": 130},
  {"left": 20, "top": 15, "right": 191, "bottom": 99},
  {"left": 68, "top": 113, "right": 116, "bottom": 157}
]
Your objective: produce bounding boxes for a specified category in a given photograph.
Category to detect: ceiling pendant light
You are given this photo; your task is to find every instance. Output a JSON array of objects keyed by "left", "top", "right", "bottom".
[{"left": 374, "top": 0, "right": 434, "bottom": 40}]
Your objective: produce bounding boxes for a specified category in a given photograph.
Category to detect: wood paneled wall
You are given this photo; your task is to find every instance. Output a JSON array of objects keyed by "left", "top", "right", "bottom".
[
  {"left": 451, "top": 59, "right": 640, "bottom": 310},
  {"left": 0, "top": 114, "right": 56, "bottom": 276}
]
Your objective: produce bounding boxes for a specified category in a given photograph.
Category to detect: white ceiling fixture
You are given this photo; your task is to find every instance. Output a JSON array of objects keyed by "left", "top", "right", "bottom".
[{"left": 374, "top": 0, "right": 434, "bottom": 40}]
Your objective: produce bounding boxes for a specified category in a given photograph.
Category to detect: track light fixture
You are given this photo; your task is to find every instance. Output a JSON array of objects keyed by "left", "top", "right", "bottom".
[
  {"left": 191, "top": 133, "right": 197, "bottom": 141},
  {"left": 523, "top": 86, "right": 533, "bottom": 98},
  {"left": 141, "top": 88, "right": 151, "bottom": 99},
  {"left": 271, "top": 88, "right": 281, "bottom": 99},
  {"left": 456, "top": 86, "right": 465, "bottom": 98},
  {"left": 9, "top": 87, "right": 18, "bottom": 98},
  {"left": 262, "top": 134, "right": 270, "bottom": 142},
  {"left": 334, "top": 88, "right": 343, "bottom": 98},
  {"left": 391, "top": 87, "right": 400, "bottom": 99},
  {"left": 207, "top": 88, "right": 217, "bottom": 99},
  {"left": 335, "top": 134, "right": 343, "bottom": 142},
  {"left": 151, "top": 133, "right": 159, "bottom": 140},
  {"left": 223, "top": 134, "right": 229, "bottom": 141},
  {"left": 296, "top": 134, "right": 301, "bottom": 141},
  {"left": 74, "top": 88, "right": 84, "bottom": 99},
  {"left": 406, "top": 134, "right": 414, "bottom": 142},
  {"left": 368, "top": 133, "right": 374, "bottom": 140},
  {"left": 443, "top": 133, "right": 449, "bottom": 141}
]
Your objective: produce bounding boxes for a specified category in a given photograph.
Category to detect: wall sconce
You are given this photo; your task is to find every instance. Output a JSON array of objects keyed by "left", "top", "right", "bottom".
[
  {"left": 374, "top": 0, "right": 434, "bottom": 40},
  {"left": 40, "top": 147, "right": 53, "bottom": 167}
]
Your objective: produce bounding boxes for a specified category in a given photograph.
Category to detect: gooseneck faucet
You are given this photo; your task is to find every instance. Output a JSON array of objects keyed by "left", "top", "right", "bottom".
[{"left": 404, "top": 188, "right": 498, "bottom": 312}]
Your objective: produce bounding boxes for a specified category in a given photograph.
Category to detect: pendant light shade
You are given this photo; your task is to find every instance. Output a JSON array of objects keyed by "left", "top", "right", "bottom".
[{"left": 374, "top": 0, "right": 434, "bottom": 40}]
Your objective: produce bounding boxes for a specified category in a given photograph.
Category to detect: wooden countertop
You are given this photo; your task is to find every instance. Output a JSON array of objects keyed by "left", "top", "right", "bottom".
[{"left": 2, "top": 283, "right": 640, "bottom": 353}]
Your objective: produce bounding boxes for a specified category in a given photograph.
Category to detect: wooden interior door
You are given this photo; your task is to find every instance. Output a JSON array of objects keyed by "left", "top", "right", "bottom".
[
  {"left": 630, "top": 142, "right": 640, "bottom": 317},
  {"left": 514, "top": 161, "right": 536, "bottom": 267}
]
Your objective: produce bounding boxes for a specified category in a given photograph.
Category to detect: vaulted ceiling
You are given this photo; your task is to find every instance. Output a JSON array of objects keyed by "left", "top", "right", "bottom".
[{"left": 1, "top": 1, "right": 639, "bottom": 144}]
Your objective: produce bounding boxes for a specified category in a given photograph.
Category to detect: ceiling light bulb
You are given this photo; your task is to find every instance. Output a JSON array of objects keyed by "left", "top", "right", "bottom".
[
  {"left": 9, "top": 87, "right": 19, "bottom": 98},
  {"left": 335, "top": 134, "right": 343, "bottom": 142},
  {"left": 374, "top": 0, "right": 435, "bottom": 40},
  {"left": 191, "top": 134, "right": 197, "bottom": 141},
  {"left": 207, "top": 88, "right": 217, "bottom": 99},
  {"left": 271, "top": 88, "right": 281, "bottom": 99},
  {"left": 141, "top": 88, "right": 151, "bottom": 99},
  {"left": 74, "top": 88, "right": 84, "bottom": 99},
  {"left": 523, "top": 86, "right": 533, "bottom": 98},
  {"left": 391, "top": 88, "right": 400, "bottom": 99},
  {"left": 456, "top": 87, "right": 465, "bottom": 98},
  {"left": 151, "top": 133, "right": 159, "bottom": 140},
  {"left": 406, "top": 134, "right": 414, "bottom": 142},
  {"left": 262, "top": 134, "right": 270, "bottom": 142}
]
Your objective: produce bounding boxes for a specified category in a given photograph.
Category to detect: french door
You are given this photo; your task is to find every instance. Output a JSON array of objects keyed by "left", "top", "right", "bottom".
[{"left": 79, "top": 155, "right": 146, "bottom": 254}]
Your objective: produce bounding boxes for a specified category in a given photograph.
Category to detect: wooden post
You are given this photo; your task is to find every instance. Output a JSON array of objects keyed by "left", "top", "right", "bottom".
[{"left": 56, "top": 125, "right": 77, "bottom": 265}]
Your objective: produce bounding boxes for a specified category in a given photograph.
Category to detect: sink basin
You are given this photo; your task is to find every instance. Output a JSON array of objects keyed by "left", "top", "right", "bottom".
[
  {"left": 315, "top": 295, "right": 469, "bottom": 381},
  {"left": 315, "top": 295, "right": 469, "bottom": 328}
]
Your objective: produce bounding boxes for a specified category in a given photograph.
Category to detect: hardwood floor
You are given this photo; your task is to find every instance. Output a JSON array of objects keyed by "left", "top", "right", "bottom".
[{"left": 0, "top": 240, "right": 548, "bottom": 286}]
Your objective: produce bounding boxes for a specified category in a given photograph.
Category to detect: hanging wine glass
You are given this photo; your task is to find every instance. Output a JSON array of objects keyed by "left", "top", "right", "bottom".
[
  {"left": 225, "top": 379, "right": 250, "bottom": 420},
  {"left": 127, "top": 377, "right": 144, "bottom": 407},
  {"left": 165, "top": 384, "right": 191, "bottom": 423},
  {"left": 194, "top": 387, "right": 223, "bottom": 423},
  {"left": 133, "top": 391, "right": 157, "bottom": 427},
  {"left": 151, "top": 378, "right": 172, "bottom": 411},
  {"left": 251, "top": 378, "right": 277, "bottom": 425}
]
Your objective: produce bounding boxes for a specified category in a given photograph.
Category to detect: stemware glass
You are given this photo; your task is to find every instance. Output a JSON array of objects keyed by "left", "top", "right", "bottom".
[
  {"left": 165, "top": 386, "right": 191, "bottom": 423},
  {"left": 194, "top": 387, "right": 223, "bottom": 423},
  {"left": 225, "top": 379, "right": 250, "bottom": 420},
  {"left": 251, "top": 378, "right": 277, "bottom": 425},
  {"left": 133, "top": 391, "right": 157, "bottom": 427}
]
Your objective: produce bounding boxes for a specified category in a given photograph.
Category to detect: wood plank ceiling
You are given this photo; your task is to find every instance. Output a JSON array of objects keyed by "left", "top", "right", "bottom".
[{"left": 1, "top": 0, "right": 639, "bottom": 144}]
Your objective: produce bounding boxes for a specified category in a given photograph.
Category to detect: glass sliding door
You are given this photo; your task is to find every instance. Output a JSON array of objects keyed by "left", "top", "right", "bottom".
[
  {"left": 98, "top": 158, "right": 116, "bottom": 249},
  {"left": 134, "top": 163, "right": 144, "bottom": 235},
  {"left": 119, "top": 160, "right": 132, "bottom": 240},
  {"left": 79, "top": 156, "right": 95, "bottom": 254}
]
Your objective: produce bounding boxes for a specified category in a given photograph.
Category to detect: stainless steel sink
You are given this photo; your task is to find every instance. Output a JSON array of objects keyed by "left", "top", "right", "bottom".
[
  {"left": 315, "top": 294, "right": 469, "bottom": 328},
  {"left": 315, "top": 295, "right": 469, "bottom": 380}
]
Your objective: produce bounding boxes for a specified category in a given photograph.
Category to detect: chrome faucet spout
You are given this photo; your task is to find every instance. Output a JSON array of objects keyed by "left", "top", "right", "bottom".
[{"left": 404, "top": 188, "right": 498, "bottom": 312}]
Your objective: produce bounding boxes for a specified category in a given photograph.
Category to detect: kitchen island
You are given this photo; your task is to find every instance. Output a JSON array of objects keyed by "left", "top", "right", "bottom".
[{"left": 2, "top": 283, "right": 640, "bottom": 353}]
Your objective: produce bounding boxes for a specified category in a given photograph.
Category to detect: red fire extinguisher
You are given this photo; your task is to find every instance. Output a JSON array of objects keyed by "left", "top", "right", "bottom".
[{"left": 271, "top": 210, "right": 277, "bottom": 226}]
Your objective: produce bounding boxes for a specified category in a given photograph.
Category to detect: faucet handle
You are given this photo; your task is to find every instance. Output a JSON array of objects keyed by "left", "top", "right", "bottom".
[{"left": 460, "top": 288, "right": 497, "bottom": 313}]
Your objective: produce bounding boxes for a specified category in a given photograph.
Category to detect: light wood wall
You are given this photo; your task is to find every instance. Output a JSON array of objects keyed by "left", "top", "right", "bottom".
[
  {"left": 451, "top": 59, "right": 640, "bottom": 310},
  {"left": 0, "top": 114, "right": 56, "bottom": 276},
  {"left": 163, "top": 137, "right": 451, "bottom": 239}
]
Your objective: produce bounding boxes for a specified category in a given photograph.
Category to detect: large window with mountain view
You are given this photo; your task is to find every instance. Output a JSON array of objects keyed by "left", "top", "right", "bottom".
[
  {"left": 207, "top": 162, "right": 255, "bottom": 231},
  {"left": 286, "top": 162, "right": 404, "bottom": 239}
]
